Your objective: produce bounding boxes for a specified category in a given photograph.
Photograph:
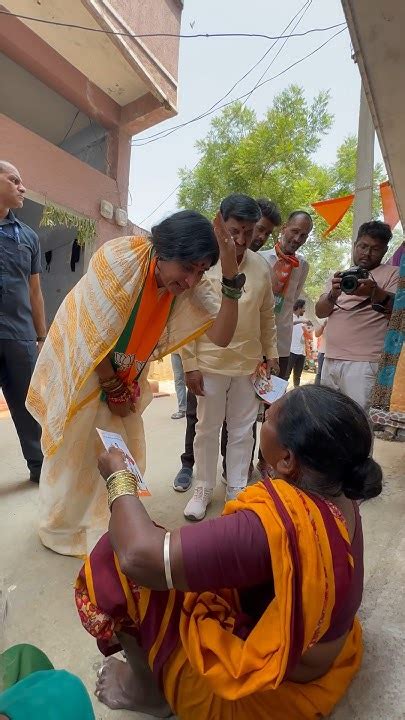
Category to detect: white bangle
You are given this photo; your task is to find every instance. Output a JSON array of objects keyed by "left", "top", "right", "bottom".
[{"left": 163, "top": 531, "right": 173, "bottom": 590}]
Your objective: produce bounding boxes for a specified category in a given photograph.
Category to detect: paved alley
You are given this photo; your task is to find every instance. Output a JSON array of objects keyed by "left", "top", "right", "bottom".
[{"left": 0, "top": 393, "right": 404, "bottom": 719}]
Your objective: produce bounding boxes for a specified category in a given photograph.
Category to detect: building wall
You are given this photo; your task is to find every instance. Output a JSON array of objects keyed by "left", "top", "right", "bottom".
[
  {"left": 60, "top": 124, "right": 107, "bottom": 174},
  {"left": 109, "top": 0, "right": 182, "bottom": 80},
  {"left": 0, "top": 1, "right": 183, "bottom": 231},
  {"left": 15, "top": 199, "right": 83, "bottom": 326},
  {"left": 1, "top": 52, "right": 109, "bottom": 175},
  {"left": 0, "top": 1, "right": 183, "bottom": 270},
  {"left": 0, "top": 53, "right": 91, "bottom": 146},
  {"left": 0, "top": 114, "right": 130, "bottom": 247},
  {"left": 0, "top": 1, "right": 183, "bottom": 332}
]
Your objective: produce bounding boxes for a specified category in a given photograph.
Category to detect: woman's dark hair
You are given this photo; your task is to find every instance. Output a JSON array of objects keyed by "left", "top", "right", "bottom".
[
  {"left": 220, "top": 193, "right": 261, "bottom": 223},
  {"left": 357, "top": 220, "right": 393, "bottom": 246},
  {"left": 256, "top": 198, "right": 282, "bottom": 227},
  {"left": 293, "top": 298, "right": 306, "bottom": 312},
  {"left": 276, "top": 385, "right": 383, "bottom": 501},
  {"left": 151, "top": 210, "right": 219, "bottom": 267}
]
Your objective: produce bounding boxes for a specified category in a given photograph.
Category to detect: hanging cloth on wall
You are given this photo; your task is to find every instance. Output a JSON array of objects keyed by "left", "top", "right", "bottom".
[
  {"left": 70, "top": 239, "right": 81, "bottom": 272},
  {"left": 45, "top": 251, "right": 52, "bottom": 272}
]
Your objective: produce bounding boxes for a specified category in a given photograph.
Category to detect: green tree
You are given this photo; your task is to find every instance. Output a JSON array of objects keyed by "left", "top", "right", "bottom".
[
  {"left": 178, "top": 86, "right": 386, "bottom": 300},
  {"left": 178, "top": 86, "right": 333, "bottom": 218}
]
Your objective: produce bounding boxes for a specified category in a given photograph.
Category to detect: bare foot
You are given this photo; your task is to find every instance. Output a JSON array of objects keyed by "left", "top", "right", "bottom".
[{"left": 95, "top": 657, "right": 171, "bottom": 716}]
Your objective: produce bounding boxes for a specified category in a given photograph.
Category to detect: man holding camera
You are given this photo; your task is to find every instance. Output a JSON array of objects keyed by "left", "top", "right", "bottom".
[{"left": 315, "top": 221, "right": 399, "bottom": 411}]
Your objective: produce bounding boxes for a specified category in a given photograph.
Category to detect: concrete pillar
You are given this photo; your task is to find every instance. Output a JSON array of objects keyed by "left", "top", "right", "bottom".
[
  {"left": 352, "top": 84, "right": 375, "bottom": 250},
  {"left": 107, "top": 128, "right": 132, "bottom": 211}
]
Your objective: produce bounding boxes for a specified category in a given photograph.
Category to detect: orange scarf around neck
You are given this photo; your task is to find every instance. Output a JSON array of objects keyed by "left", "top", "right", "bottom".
[
  {"left": 114, "top": 255, "right": 174, "bottom": 384},
  {"left": 272, "top": 242, "right": 300, "bottom": 314}
]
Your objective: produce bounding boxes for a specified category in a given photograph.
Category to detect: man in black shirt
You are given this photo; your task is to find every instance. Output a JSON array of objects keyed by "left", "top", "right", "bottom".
[{"left": 0, "top": 162, "right": 46, "bottom": 482}]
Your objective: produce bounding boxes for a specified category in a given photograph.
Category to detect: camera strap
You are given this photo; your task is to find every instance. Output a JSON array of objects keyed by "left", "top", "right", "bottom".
[{"left": 332, "top": 297, "right": 371, "bottom": 313}]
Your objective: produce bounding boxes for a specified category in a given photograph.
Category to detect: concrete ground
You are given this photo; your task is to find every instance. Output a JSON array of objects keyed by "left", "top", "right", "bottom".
[{"left": 0, "top": 389, "right": 404, "bottom": 720}]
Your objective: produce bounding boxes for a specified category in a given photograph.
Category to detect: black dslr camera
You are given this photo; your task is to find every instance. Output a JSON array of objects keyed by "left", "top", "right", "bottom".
[{"left": 336, "top": 266, "right": 369, "bottom": 294}]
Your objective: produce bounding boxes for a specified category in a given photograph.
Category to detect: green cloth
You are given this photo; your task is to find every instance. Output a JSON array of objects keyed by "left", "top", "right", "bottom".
[
  {"left": 0, "top": 645, "right": 95, "bottom": 720},
  {"left": 1, "top": 644, "right": 53, "bottom": 690}
]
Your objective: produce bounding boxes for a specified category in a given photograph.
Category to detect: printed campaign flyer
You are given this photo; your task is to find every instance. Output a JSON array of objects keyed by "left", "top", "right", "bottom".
[
  {"left": 96, "top": 428, "right": 151, "bottom": 497},
  {"left": 251, "top": 367, "right": 288, "bottom": 404}
]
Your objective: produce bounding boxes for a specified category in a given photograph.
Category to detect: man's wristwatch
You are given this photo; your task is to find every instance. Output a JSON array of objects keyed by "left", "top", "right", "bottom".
[
  {"left": 222, "top": 273, "right": 246, "bottom": 290},
  {"left": 37, "top": 336, "right": 47, "bottom": 342},
  {"left": 371, "top": 291, "right": 391, "bottom": 314}
]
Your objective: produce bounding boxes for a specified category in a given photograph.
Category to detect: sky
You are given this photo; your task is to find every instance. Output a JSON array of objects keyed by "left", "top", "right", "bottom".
[{"left": 128, "top": 0, "right": 379, "bottom": 230}]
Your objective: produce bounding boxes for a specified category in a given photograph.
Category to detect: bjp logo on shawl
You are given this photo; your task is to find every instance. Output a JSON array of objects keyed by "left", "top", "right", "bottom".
[{"left": 114, "top": 352, "right": 136, "bottom": 372}]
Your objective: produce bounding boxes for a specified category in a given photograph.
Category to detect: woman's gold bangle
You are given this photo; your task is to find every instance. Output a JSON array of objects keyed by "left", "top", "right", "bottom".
[
  {"left": 106, "top": 470, "right": 137, "bottom": 486},
  {"left": 106, "top": 471, "right": 138, "bottom": 509}
]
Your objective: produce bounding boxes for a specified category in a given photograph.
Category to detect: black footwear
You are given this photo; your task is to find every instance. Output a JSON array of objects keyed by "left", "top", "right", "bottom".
[
  {"left": 29, "top": 472, "right": 40, "bottom": 484},
  {"left": 173, "top": 467, "right": 192, "bottom": 492}
]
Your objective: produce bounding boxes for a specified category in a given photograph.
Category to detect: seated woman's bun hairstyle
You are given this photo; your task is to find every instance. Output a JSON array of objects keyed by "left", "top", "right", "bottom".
[{"left": 275, "top": 385, "right": 383, "bottom": 501}]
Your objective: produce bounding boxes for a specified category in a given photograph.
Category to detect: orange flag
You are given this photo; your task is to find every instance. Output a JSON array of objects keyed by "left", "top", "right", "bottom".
[
  {"left": 311, "top": 194, "right": 355, "bottom": 237},
  {"left": 380, "top": 181, "right": 399, "bottom": 229}
]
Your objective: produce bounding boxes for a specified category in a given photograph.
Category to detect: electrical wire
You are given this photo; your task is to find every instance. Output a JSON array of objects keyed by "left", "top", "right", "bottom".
[
  {"left": 132, "top": 0, "right": 312, "bottom": 145},
  {"left": 138, "top": 182, "right": 183, "bottom": 226},
  {"left": 135, "top": 2, "right": 312, "bottom": 224},
  {"left": 242, "top": 0, "right": 312, "bottom": 107},
  {"left": 0, "top": 10, "right": 346, "bottom": 42},
  {"left": 137, "top": 26, "right": 347, "bottom": 225},
  {"left": 212, "top": 0, "right": 312, "bottom": 114},
  {"left": 133, "top": 26, "right": 347, "bottom": 150},
  {"left": 58, "top": 110, "right": 80, "bottom": 146}
]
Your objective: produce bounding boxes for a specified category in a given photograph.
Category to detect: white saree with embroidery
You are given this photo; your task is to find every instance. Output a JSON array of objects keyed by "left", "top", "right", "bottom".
[{"left": 27, "top": 236, "right": 219, "bottom": 557}]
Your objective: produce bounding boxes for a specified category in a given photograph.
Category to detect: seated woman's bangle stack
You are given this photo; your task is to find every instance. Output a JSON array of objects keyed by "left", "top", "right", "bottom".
[
  {"left": 100, "top": 375, "right": 131, "bottom": 406},
  {"left": 106, "top": 470, "right": 138, "bottom": 509},
  {"left": 221, "top": 283, "right": 242, "bottom": 300}
]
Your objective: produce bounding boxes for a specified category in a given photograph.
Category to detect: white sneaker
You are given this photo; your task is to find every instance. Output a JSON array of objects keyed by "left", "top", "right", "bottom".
[
  {"left": 225, "top": 486, "right": 245, "bottom": 502},
  {"left": 184, "top": 486, "right": 213, "bottom": 521}
]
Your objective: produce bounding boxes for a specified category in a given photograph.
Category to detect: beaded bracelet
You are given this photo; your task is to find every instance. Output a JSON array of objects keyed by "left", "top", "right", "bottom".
[
  {"left": 108, "top": 390, "right": 131, "bottom": 405},
  {"left": 105, "top": 381, "right": 125, "bottom": 392},
  {"left": 100, "top": 380, "right": 126, "bottom": 399},
  {"left": 221, "top": 284, "right": 242, "bottom": 300},
  {"left": 100, "top": 376, "right": 121, "bottom": 390}
]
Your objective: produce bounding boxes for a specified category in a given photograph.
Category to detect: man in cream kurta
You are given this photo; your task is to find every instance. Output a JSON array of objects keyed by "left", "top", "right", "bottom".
[{"left": 182, "top": 247, "right": 278, "bottom": 521}]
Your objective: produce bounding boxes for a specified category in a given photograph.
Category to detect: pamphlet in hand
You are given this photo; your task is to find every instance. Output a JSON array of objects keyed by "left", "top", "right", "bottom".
[
  {"left": 96, "top": 428, "right": 151, "bottom": 497},
  {"left": 251, "top": 366, "right": 288, "bottom": 404}
]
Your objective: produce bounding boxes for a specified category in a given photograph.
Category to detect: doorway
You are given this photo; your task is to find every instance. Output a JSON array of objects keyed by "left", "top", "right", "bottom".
[{"left": 15, "top": 199, "right": 84, "bottom": 327}]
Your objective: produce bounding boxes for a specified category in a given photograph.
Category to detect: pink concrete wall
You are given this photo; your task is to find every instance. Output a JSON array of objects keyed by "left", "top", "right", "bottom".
[
  {"left": 109, "top": 0, "right": 182, "bottom": 80},
  {"left": 0, "top": 4, "right": 183, "bottom": 250},
  {"left": 1, "top": 114, "right": 126, "bottom": 247},
  {"left": 0, "top": 11, "right": 121, "bottom": 130}
]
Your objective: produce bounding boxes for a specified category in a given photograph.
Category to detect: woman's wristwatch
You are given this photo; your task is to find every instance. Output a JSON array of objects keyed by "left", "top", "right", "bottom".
[
  {"left": 221, "top": 273, "right": 246, "bottom": 300},
  {"left": 222, "top": 273, "right": 246, "bottom": 290}
]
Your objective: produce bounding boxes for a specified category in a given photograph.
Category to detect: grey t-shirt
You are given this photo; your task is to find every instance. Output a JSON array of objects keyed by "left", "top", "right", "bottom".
[{"left": 0, "top": 211, "right": 41, "bottom": 340}]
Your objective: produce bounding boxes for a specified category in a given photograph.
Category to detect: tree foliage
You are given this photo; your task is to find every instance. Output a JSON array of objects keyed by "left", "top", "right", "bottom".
[{"left": 178, "top": 86, "right": 387, "bottom": 300}]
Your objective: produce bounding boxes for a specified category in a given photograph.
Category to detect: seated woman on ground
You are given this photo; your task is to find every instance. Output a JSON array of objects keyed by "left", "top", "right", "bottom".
[{"left": 75, "top": 385, "right": 382, "bottom": 720}]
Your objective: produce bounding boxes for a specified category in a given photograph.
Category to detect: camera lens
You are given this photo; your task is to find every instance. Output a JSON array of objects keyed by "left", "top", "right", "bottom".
[{"left": 341, "top": 275, "right": 358, "bottom": 294}]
